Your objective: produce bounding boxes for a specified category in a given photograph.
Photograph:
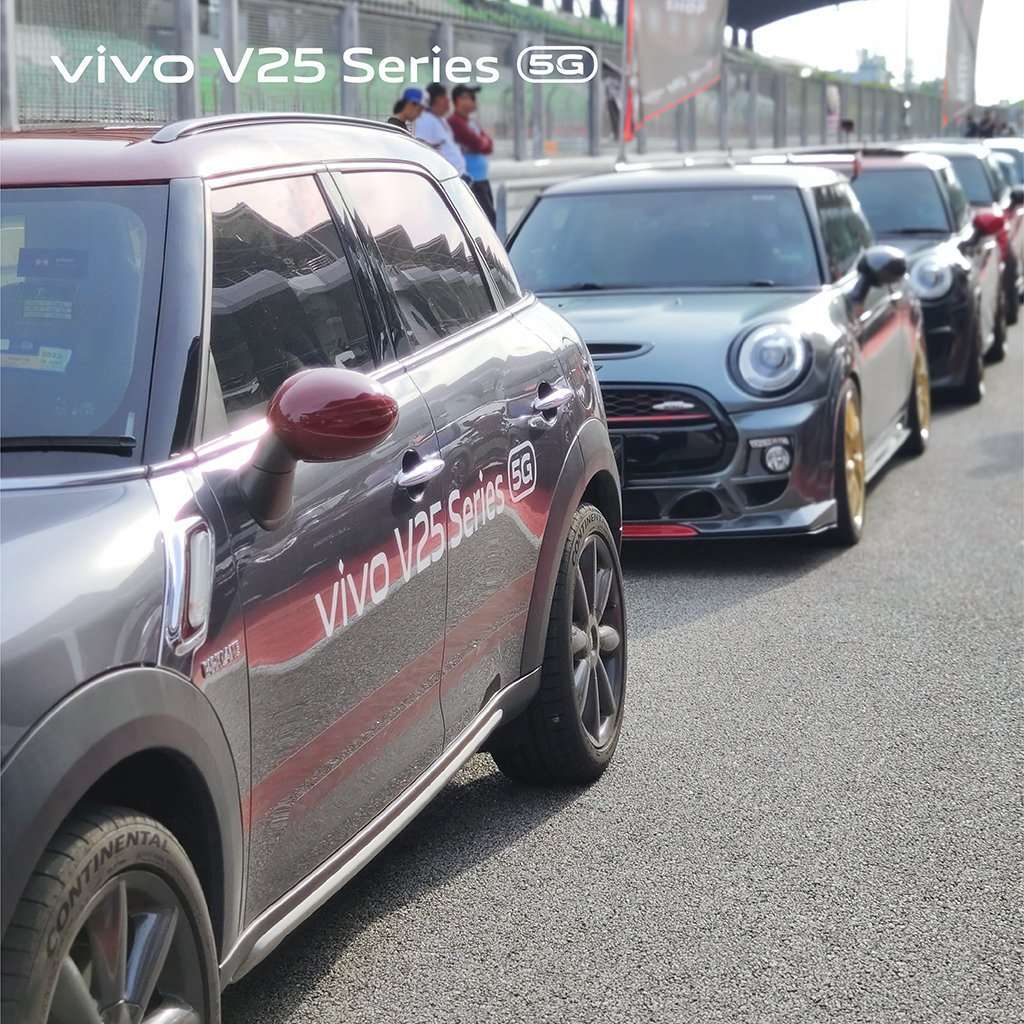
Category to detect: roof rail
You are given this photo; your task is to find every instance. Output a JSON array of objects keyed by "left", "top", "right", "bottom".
[{"left": 152, "top": 112, "right": 407, "bottom": 144}]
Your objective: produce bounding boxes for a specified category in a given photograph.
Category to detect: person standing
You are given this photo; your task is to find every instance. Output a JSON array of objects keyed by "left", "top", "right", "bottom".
[
  {"left": 448, "top": 85, "right": 497, "bottom": 227},
  {"left": 414, "top": 83, "right": 466, "bottom": 176},
  {"left": 387, "top": 87, "right": 425, "bottom": 132}
]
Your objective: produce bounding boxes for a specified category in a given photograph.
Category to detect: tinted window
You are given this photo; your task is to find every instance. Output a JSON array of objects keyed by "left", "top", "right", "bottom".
[
  {"left": 814, "top": 184, "right": 871, "bottom": 280},
  {"left": 0, "top": 185, "right": 167, "bottom": 454},
  {"left": 208, "top": 176, "right": 373, "bottom": 433},
  {"left": 943, "top": 167, "right": 971, "bottom": 229},
  {"left": 991, "top": 147, "right": 1024, "bottom": 184},
  {"left": 339, "top": 171, "right": 494, "bottom": 348},
  {"left": 444, "top": 177, "right": 522, "bottom": 307},
  {"left": 949, "top": 155, "right": 995, "bottom": 205},
  {"left": 985, "top": 156, "right": 1010, "bottom": 203},
  {"left": 851, "top": 169, "right": 950, "bottom": 233},
  {"left": 509, "top": 187, "right": 821, "bottom": 291}
]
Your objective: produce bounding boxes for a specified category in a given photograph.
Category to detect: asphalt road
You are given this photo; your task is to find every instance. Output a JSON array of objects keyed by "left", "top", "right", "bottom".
[{"left": 223, "top": 320, "right": 1023, "bottom": 1024}]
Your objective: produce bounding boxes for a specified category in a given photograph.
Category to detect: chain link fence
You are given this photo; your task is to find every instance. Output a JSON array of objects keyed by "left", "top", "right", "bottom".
[{"left": 5, "top": 0, "right": 1005, "bottom": 153}]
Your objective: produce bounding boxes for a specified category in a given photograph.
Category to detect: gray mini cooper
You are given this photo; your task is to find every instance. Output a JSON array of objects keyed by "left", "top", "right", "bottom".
[
  {"left": 0, "top": 115, "right": 625, "bottom": 1023},
  {"left": 508, "top": 165, "right": 930, "bottom": 546}
]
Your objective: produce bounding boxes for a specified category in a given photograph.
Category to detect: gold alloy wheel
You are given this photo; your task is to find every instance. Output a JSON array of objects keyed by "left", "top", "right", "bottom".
[
  {"left": 914, "top": 342, "right": 931, "bottom": 440},
  {"left": 844, "top": 394, "right": 866, "bottom": 529}
]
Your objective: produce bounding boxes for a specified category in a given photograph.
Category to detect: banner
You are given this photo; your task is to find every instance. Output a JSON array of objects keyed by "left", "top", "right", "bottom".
[
  {"left": 943, "top": 0, "right": 984, "bottom": 126},
  {"left": 624, "top": 0, "right": 727, "bottom": 142}
]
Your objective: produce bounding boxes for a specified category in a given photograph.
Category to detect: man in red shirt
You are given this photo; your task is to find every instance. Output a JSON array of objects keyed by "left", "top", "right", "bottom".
[{"left": 448, "top": 85, "right": 497, "bottom": 227}]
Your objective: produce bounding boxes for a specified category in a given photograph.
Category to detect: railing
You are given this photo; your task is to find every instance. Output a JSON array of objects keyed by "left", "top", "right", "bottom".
[{"left": 5, "top": 0, "right": 998, "bottom": 153}]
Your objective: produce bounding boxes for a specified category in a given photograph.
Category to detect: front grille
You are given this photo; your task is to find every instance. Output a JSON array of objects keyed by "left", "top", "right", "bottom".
[
  {"left": 603, "top": 385, "right": 734, "bottom": 480},
  {"left": 602, "top": 386, "right": 716, "bottom": 426}
]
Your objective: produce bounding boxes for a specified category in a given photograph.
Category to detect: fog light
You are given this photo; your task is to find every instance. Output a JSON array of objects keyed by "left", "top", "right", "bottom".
[{"left": 762, "top": 444, "right": 792, "bottom": 474}]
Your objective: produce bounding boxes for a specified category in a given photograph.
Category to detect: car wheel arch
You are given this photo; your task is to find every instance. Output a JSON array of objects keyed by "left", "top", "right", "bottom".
[{"left": 1, "top": 665, "right": 244, "bottom": 960}]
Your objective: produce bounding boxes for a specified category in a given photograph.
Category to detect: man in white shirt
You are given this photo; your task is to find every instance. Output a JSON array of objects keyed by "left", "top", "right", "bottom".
[{"left": 414, "top": 83, "right": 466, "bottom": 176}]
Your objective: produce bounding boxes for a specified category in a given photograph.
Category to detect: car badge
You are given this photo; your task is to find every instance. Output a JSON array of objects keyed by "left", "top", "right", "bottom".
[{"left": 651, "top": 399, "right": 696, "bottom": 412}]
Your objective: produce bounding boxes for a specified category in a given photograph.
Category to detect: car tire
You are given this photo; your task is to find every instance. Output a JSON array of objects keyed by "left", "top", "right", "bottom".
[
  {"left": 957, "top": 315, "right": 986, "bottom": 404},
  {"left": 490, "top": 503, "right": 626, "bottom": 785},
  {"left": 901, "top": 335, "right": 930, "bottom": 458},
  {"left": 829, "top": 379, "right": 865, "bottom": 547},
  {"left": 986, "top": 290, "right": 1007, "bottom": 363},
  {"left": 1, "top": 804, "right": 220, "bottom": 1024}
]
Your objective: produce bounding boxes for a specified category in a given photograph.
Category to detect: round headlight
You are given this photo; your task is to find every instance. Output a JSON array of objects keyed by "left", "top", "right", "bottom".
[
  {"left": 909, "top": 258, "right": 954, "bottom": 300},
  {"left": 735, "top": 324, "right": 810, "bottom": 395}
]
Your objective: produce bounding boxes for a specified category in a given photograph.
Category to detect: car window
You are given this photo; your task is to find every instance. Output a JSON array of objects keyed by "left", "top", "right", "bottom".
[
  {"left": 207, "top": 176, "right": 374, "bottom": 435},
  {"left": 948, "top": 155, "right": 995, "bottom": 205},
  {"left": 443, "top": 177, "right": 523, "bottom": 307},
  {"left": 814, "top": 184, "right": 870, "bottom": 281},
  {"left": 991, "top": 147, "right": 1024, "bottom": 185},
  {"left": 0, "top": 185, "right": 167, "bottom": 458},
  {"left": 985, "top": 156, "right": 1011, "bottom": 202},
  {"left": 509, "top": 187, "right": 821, "bottom": 291},
  {"left": 850, "top": 169, "right": 950, "bottom": 233},
  {"left": 942, "top": 167, "right": 971, "bottom": 229},
  {"left": 338, "top": 171, "right": 494, "bottom": 349}
]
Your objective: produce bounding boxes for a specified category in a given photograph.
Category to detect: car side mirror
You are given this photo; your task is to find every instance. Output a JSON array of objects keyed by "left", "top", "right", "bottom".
[
  {"left": 972, "top": 210, "right": 1005, "bottom": 236},
  {"left": 238, "top": 367, "right": 399, "bottom": 530},
  {"left": 852, "top": 245, "right": 907, "bottom": 301},
  {"left": 1010, "top": 186, "right": 1024, "bottom": 207}
]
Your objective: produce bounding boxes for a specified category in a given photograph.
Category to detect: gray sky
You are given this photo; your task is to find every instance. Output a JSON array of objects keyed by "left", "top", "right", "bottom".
[{"left": 755, "top": 0, "right": 1023, "bottom": 104}]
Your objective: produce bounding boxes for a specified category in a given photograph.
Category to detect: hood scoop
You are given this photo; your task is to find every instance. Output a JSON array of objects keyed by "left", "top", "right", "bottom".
[{"left": 586, "top": 341, "right": 651, "bottom": 360}]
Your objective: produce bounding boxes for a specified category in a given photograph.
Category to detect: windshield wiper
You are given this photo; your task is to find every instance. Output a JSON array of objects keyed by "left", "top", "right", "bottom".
[
  {"left": 556, "top": 282, "right": 609, "bottom": 291},
  {"left": 885, "top": 227, "right": 945, "bottom": 235},
  {"left": 744, "top": 279, "right": 776, "bottom": 287},
  {"left": 1, "top": 434, "right": 137, "bottom": 455}
]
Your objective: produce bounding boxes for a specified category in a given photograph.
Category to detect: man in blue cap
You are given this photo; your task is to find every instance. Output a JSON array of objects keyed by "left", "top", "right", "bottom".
[{"left": 387, "top": 87, "right": 425, "bottom": 132}]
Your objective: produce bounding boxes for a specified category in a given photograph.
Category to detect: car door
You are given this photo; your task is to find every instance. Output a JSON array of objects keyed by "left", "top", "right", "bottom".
[
  {"left": 335, "top": 167, "right": 566, "bottom": 742},
  {"left": 192, "top": 173, "right": 447, "bottom": 920},
  {"left": 817, "top": 184, "right": 909, "bottom": 450}
]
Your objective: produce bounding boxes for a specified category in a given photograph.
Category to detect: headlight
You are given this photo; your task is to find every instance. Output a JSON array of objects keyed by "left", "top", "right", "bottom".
[
  {"left": 735, "top": 324, "right": 810, "bottom": 395},
  {"left": 909, "top": 257, "right": 954, "bottom": 300}
]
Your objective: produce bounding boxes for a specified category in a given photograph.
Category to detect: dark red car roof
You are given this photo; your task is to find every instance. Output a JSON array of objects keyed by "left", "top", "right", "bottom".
[{"left": 0, "top": 117, "right": 456, "bottom": 187}]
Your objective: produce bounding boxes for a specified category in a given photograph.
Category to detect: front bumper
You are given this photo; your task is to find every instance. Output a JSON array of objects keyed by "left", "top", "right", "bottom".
[
  {"left": 614, "top": 390, "right": 837, "bottom": 540},
  {"left": 921, "top": 295, "right": 974, "bottom": 390}
]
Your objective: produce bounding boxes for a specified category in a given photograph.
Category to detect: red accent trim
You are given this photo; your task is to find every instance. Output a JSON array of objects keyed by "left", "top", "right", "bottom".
[
  {"left": 607, "top": 413, "right": 712, "bottom": 424},
  {"left": 622, "top": 523, "right": 700, "bottom": 539}
]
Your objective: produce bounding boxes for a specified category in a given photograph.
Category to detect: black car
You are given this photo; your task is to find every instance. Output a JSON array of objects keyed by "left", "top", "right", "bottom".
[
  {"left": 907, "top": 141, "right": 1021, "bottom": 335},
  {"left": 508, "top": 165, "right": 929, "bottom": 546},
  {"left": 0, "top": 115, "right": 626, "bottom": 1022},
  {"left": 779, "top": 148, "right": 1004, "bottom": 400}
]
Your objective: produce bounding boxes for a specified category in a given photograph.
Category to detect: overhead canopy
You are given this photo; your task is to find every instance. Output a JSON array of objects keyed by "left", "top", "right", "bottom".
[{"left": 727, "top": 0, "right": 862, "bottom": 32}]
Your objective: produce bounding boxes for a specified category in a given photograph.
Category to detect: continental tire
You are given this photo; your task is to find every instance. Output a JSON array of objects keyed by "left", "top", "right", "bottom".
[
  {"left": 490, "top": 504, "right": 626, "bottom": 784},
  {"left": 1, "top": 804, "right": 220, "bottom": 1023}
]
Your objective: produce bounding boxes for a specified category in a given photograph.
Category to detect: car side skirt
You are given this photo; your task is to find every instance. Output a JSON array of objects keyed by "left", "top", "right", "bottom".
[{"left": 219, "top": 665, "right": 541, "bottom": 986}]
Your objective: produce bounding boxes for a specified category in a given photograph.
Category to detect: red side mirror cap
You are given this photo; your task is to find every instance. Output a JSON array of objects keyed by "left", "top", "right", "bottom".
[
  {"left": 973, "top": 211, "right": 1005, "bottom": 236},
  {"left": 269, "top": 367, "right": 399, "bottom": 463}
]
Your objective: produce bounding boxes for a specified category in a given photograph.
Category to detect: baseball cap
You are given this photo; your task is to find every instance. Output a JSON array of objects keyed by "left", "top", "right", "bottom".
[
  {"left": 401, "top": 87, "right": 425, "bottom": 106},
  {"left": 451, "top": 85, "right": 481, "bottom": 100}
]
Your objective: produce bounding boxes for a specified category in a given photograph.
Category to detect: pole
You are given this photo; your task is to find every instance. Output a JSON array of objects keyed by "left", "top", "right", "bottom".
[
  {"left": 1, "top": 0, "right": 18, "bottom": 131},
  {"left": 617, "top": 0, "right": 631, "bottom": 162}
]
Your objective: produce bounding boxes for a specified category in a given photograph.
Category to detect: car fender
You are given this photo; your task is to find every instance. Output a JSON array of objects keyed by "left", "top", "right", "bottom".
[
  {"left": 518, "top": 417, "right": 620, "bottom": 679},
  {"left": 1, "top": 666, "right": 243, "bottom": 953}
]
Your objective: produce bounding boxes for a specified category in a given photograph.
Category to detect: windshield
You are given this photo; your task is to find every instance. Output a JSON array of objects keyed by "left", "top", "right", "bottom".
[
  {"left": 851, "top": 169, "right": 950, "bottom": 233},
  {"left": 1, "top": 185, "right": 166, "bottom": 464},
  {"left": 991, "top": 147, "right": 1023, "bottom": 184},
  {"left": 948, "top": 155, "right": 995, "bottom": 205},
  {"left": 509, "top": 187, "right": 821, "bottom": 291}
]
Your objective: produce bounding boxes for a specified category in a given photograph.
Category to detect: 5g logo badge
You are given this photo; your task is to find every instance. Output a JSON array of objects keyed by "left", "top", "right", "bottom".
[
  {"left": 508, "top": 441, "right": 538, "bottom": 503},
  {"left": 516, "top": 45, "right": 599, "bottom": 85}
]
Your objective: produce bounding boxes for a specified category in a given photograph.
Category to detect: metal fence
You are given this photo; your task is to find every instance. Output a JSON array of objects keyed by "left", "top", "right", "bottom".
[{"left": 2, "top": 0, "right": 998, "bottom": 153}]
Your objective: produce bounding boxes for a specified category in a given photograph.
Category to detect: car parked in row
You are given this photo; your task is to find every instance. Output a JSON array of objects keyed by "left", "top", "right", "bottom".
[
  {"left": 906, "top": 141, "right": 1022, "bottom": 334},
  {"left": 767, "top": 147, "right": 1004, "bottom": 401},
  {"left": 507, "top": 165, "right": 929, "bottom": 547},
  {"left": 0, "top": 114, "right": 627, "bottom": 1023}
]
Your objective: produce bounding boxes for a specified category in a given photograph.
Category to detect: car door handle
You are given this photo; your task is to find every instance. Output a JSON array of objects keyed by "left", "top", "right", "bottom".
[
  {"left": 532, "top": 386, "right": 573, "bottom": 415},
  {"left": 395, "top": 455, "right": 445, "bottom": 490}
]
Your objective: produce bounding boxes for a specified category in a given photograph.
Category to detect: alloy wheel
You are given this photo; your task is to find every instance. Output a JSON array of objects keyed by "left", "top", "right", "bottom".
[
  {"left": 844, "top": 395, "right": 866, "bottom": 530},
  {"left": 569, "top": 533, "right": 625, "bottom": 747},
  {"left": 47, "top": 870, "right": 206, "bottom": 1024}
]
